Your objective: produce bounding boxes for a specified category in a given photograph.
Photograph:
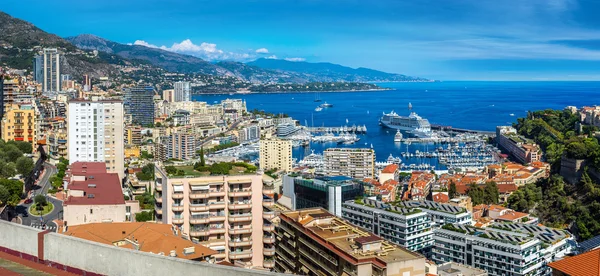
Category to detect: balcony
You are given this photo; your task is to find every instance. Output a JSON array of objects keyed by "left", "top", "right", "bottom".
[
  {"left": 155, "top": 183, "right": 162, "bottom": 192},
  {"left": 229, "top": 226, "right": 253, "bottom": 235},
  {"left": 229, "top": 249, "right": 253, "bottom": 260},
  {"left": 210, "top": 190, "right": 226, "bottom": 197},
  {"left": 263, "top": 259, "right": 275, "bottom": 268},
  {"left": 172, "top": 192, "right": 184, "bottom": 199},
  {"left": 264, "top": 246, "right": 276, "bottom": 256},
  {"left": 172, "top": 216, "right": 184, "bottom": 224},
  {"left": 234, "top": 260, "right": 253, "bottom": 268},
  {"left": 229, "top": 238, "right": 253, "bottom": 247},
  {"left": 263, "top": 211, "right": 276, "bottom": 220},
  {"left": 229, "top": 200, "right": 252, "bottom": 210},
  {"left": 190, "top": 190, "right": 210, "bottom": 199},
  {"left": 210, "top": 226, "right": 226, "bottom": 235},
  {"left": 154, "top": 193, "right": 162, "bottom": 203},
  {"left": 190, "top": 215, "right": 211, "bottom": 224},
  {"left": 154, "top": 206, "right": 163, "bottom": 215},
  {"left": 210, "top": 214, "right": 226, "bottom": 222},
  {"left": 130, "top": 180, "right": 146, "bottom": 188},
  {"left": 263, "top": 199, "right": 274, "bottom": 208},
  {"left": 189, "top": 229, "right": 210, "bottom": 237},
  {"left": 263, "top": 235, "right": 275, "bottom": 244},
  {"left": 263, "top": 224, "right": 275, "bottom": 232},
  {"left": 228, "top": 189, "right": 252, "bottom": 197},
  {"left": 228, "top": 213, "right": 252, "bottom": 223},
  {"left": 263, "top": 185, "right": 275, "bottom": 196},
  {"left": 209, "top": 201, "right": 226, "bottom": 210},
  {"left": 189, "top": 203, "right": 209, "bottom": 212},
  {"left": 172, "top": 204, "right": 184, "bottom": 212}
]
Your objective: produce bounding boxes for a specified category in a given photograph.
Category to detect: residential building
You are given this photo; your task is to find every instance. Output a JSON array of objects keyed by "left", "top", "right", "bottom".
[
  {"left": 124, "top": 146, "right": 141, "bottom": 159},
  {"left": 496, "top": 126, "right": 541, "bottom": 164},
  {"left": 67, "top": 99, "right": 125, "bottom": 179},
  {"left": 396, "top": 200, "right": 472, "bottom": 226},
  {"left": 47, "top": 131, "right": 68, "bottom": 160},
  {"left": 1, "top": 104, "right": 36, "bottom": 143},
  {"left": 379, "top": 164, "right": 399, "bottom": 183},
  {"left": 124, "top": 84, "right": 155, "bottom": 126},
  {"left": 153, "top": 166, "right": 275, "bottom": 269},
  {"left": 43, "top": 48, "right": 61, "bottom": 92},
  {"left": 283, "top": 174, "right": 364, "bottom": 216},
  {"left": 63, "top": 162, "right": 140, "bottom": 226},
  {"left": 163, "top": 89, "right": 175, "bottom": 102},
  {"left": 221, "top": 99, "right": 246, "bottom": 114},
  {"left": 405, "top": 171, "right": 436, "bottom": 200},
  {"left": 342, "top": 198, "right": 433, "bottom": 252},
  {"left": 63, "top": 222, "right": 217, "bottom": 261},
  {"left": 275, "top": 208, "right": 427, "bottom": 275},
  {"left": 432, "top": 222, "right": 575, "bottom": 276},
  {"left": 238, "top": 124, "right": 260, "bottom": 143},
  {"left": 174, "top": 81, "right": 191, "bottom": 102},
  {"left": 155, "top": 143, "right": 168, "bottom": 162},
  {"left": 548, "top": 248, "right": 600, "bottom": 276},
  {"left": 32, "top": 55, "right": 43, "bottom": 84},
  {"left": 0, "top": 76, "right": 3, "bottom": 137},
  {"left": 430, "top": 262, "right": 488, "bottom": 276},
  {"left": 167, "top": 133, "right": 195, "bottom": 160},
  {"left": 276, "top": 123, "right": 298, "bottom": 137},
  {"left": 259, "top": 138, "right": 292, "bottom": 172},
  {"left": 324, "top": 148, "right": 375, "bottom": 179},
  {"left": 125, "top": 125, "right": 143, "bottom": 145},
  {"left": 173, "top": 109, "right": 191, "bottom": 126},
  {"left": 83, "top": 74, "right": 92, "bottom": 92}
]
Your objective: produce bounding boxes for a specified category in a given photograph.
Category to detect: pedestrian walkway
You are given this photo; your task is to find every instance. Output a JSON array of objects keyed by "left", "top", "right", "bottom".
[{"left": 0, "top": 251, "right": 77, "bottom": 276}]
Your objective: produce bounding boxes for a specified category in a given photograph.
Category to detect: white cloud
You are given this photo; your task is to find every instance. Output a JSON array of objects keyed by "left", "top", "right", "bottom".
[
  {"left": 132, "top": 39, "right": 256, "bottom": 61},
  {"left": 284, "top": 57, "right": 306, "bottom": 62},
  {"left": 265, "top": 55, "right": 278, "bottom": 59},
  {"left": 255, "top": 48, "right": 269, "bottom": 53}
]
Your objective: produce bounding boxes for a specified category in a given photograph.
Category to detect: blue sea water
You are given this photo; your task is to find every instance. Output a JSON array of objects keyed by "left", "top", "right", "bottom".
[{"left": 193, "top": 81, "right": 600, "bottom": 162}]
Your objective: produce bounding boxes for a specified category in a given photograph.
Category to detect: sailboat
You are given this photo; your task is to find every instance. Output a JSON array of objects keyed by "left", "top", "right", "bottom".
[
  {"left": 314, "top": 92, "right": 322, "bottom": 102},
  {"left": 346, "top": 118, "right": 349, "bottom": 124}
]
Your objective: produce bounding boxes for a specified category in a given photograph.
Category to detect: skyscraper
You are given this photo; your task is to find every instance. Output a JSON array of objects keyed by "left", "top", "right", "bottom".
[
  {"left": 0, "top": 74, "right": 3, "bottom": 139},
  {"left": 174, "top": 81, "right": 191, "bottom": 102},
  {"left": 68, "top": 99, "right": 125, "bottom": 179},
  {"left": 83, "top": 75, "right": 91, "bottom": 92},
  {"left": 32, "top": 55, "right": 43, "bottom": 84},
  {"left": 43, "top": 48, "right": 61, "bottom": 92},
  {"left": 124, "top": 84, "right": 155, "bottom": 126}
]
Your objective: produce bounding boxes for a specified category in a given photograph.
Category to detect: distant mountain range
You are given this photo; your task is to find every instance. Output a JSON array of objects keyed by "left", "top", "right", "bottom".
[{"left": 0, "top": 11, "right": 429, "bottom": 83}]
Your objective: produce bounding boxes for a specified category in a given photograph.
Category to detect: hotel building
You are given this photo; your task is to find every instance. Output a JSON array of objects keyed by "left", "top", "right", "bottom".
[
  {"left": 275, "top": 208, "right": 427, "bottom": 275},
  {"left": 259, "top": 138, "right": 293, "bottom": 172},
  {"left": 1, "top": 104, "right": 36, "bottom": 143},
  {"left": 67, "top": 99, "right": 125, "bottom": 180},
  {"left": 324, "top": 148, "right": 375, "bottom": 179},
  {"left": 153, "top": 166, "right": 276, "bottom": 269}
]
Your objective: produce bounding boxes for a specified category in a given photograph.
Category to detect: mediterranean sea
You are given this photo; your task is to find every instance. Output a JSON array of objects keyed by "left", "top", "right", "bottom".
[{"left": 193, "top": 81, "right": 600, "bottom": 163}]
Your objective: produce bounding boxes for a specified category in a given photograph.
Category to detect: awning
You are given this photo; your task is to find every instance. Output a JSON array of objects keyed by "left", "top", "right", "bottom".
[
  {"left": 211, "top": 245, "right": 226, "bottom": 251},
  {"left": 173, "top": 185, "right": 184, "bottom": 192},
  {"left": 191, "top": 185, "right": 210, "bottom": 191},
  {"left": 191, "top": 211, "right": 209, "bottom": 216}
]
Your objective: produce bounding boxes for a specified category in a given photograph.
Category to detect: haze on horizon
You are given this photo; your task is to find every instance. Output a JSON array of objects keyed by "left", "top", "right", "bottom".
[{"left": 3, "top": 0, "right": 600, "bottom": 81}]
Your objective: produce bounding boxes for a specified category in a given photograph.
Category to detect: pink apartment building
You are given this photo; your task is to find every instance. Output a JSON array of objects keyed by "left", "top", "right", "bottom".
[{"left": 154, "top": 165, "right": 276, "bottom": 269}]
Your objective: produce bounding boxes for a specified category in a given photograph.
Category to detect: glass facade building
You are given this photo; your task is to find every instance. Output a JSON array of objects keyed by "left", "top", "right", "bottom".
[{"left": 124, "top": 85, "right": 155, "bottom": 126}]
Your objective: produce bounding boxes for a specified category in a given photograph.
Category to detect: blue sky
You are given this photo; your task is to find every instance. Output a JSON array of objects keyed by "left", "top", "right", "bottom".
[{"left": 3, "top": 0, "right": 600, "bottom": 80}]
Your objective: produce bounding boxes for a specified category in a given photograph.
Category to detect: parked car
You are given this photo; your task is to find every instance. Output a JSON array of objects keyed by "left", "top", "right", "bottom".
[{"left": 24, "top": 198, "right": 33, "bottom": 204}]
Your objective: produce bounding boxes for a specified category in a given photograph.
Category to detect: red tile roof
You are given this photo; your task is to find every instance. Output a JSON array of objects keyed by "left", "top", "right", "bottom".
[
  {"left": 355, "top": 234, "right": 382, "bottom": 245},
  {"left": 497, "top": 211, "right": 528, "bottom": 221},
  {"left": 69, "top": 162, "right": 107, "bottom": 175},
  {"left": 548, "top": 248, "right": 600, "bottom": 276},
  {"left": 64, "top": 172, "right": 125, "bottom": 206},
  {"left": 432, "top": 193, "right": 449, "bottom": 203},
  {"left": 382, "top": 164, "right": 399, "bottom": 173}
]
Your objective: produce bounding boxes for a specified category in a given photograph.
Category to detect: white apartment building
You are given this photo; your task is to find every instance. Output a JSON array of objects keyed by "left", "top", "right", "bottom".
[
  {"left": 68, "top": 100, "right": 125, "bottom": 179},
  {"left": 323, "top": 148, "right": 375, "bottom": 179},
  {"left": 259, "top": 138, "right": 292, "bottom": 172},
  {"left": 174, "top": 81, "right": 191, "bottom": 102}
]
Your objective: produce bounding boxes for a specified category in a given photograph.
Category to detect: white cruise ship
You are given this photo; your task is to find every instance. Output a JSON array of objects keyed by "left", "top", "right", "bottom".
[{"left": 379, "top": 103, "right": 432, "bottom": 137}]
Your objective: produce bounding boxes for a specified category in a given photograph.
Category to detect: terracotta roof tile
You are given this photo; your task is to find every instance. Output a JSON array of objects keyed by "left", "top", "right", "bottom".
[
  {"left": 382, "top": 164, "right": 399, "bottom": 173},
  {"left": 548, "top": 248, "right": 600, "bottom": 276}
]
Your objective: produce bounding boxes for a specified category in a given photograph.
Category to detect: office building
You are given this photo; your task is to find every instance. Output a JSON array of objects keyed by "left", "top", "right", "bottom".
[
  {"left": 496, "top": 126, "right": 541, "bottom": 164},
  {"left": 275, "top": 208, "right": 427, "bottom": 275},
  {"left": 324, "top": 148, "right": 375, "bottom": 179},
  {"left": 33, "top": 55, "right": 43, "bottom": 84},
  {"left": 432, "top": 222, "right": 575, "bottom": 276},
  {"left": 68, "top": 99, "right": 125, "bottom": 179},
  {"left": 342, "top": 198, "right": 434, "bottom": 252},
  {"left": 1, "top": 104, "right": 36, "bottom": 143},
  {"left": 174, "top": 81, "right": 191, "bottom": 102},
  {"left": 276, "top": 123, "right": 298, "bottom": 137},
  {"left": 124, "top": 84, "right": 155, "bottom": 126},
  {"left": 63, "top": 162, "right": 140, "bottom": 226},
  {"left": 63, "top": 222, "right": 217, "bottom": 262},
  {"left": 167, "top": 133, "right": 195, "bottom": 160},
  {"left": 282, "top": 174, "right": 364, "bottom": 217},
  {"left": 43, "top": 48, "right": 61, "bottom": 92},
  {"left": 259, "top": 138, "right": 292, "bottom": 172},
  {"left": 153, "top": 166, "right": 275, "bottom": 269}
]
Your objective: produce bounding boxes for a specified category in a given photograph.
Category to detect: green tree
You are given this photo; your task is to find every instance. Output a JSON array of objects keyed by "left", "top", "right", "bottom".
[
  {"left": 12, "top": 141, "right": 32, "bottom": 154},
  {"left": 165, "top": 166, "right": 177, "bottom": 175},
  {"left": 135, "top": 211, "right": 153, "bottom": 222},
  {"left": 483, "top": 181, "right": 500, "bottom": 204},
  {"left": 16, "top": 157, "right": 34, "bottom": 177},
  {"left": 0, "top": 185, "right": 10, "bottom": 206},
  {"left": 0, "top": 161, "right": 16, "bottom": 178},
  {"left": 34, "top": 194, "right": 47, "bottom": 207},
  {"left": 449, "top": 181, "right": 457, "bottom": 199},
  {"left": 199, "top": 147, "right": 205, "bottom": 167},
  {"left": 5, "top": 145, "right": 23, "bottom": 161},
  {"left": 467, "top": 183, "right": 484, "bottom": 205}
]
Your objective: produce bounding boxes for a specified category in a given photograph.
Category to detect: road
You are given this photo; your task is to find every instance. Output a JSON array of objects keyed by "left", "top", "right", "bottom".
[{"left": 16, "top": 163, "right": 61, "bottom": 232}]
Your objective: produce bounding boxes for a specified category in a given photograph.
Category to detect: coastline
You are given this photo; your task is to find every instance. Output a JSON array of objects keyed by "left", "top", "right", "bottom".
[{"left": 193, "top": 88, "right": 392, "bottom": 95}]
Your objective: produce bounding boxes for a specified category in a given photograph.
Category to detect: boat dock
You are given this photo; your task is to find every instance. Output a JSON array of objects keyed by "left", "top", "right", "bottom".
[
  {"left": 305, "top": 125, "right": 367, "bottom": 134},
  {"left": 431, "top": 124, "right": 495, "bottom": 136}
]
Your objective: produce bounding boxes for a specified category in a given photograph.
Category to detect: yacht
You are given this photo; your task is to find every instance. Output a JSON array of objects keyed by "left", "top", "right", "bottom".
[
  {"left": 379, "top": 103, "right": 432, "bottom": 137},
  {"left": 394, "top": 130, "right": 403, "bottom": 142},
  {"left": 315, "top": 106, "right": 323, "bottom": 112},
  {"left": 320, "top": 102, "right": 333, "bottom": 108}
]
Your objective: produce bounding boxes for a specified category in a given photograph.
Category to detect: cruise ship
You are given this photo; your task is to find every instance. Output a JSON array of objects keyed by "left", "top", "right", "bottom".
[{"left": 379, "top": 104, "right": 432, "bottom": 137}]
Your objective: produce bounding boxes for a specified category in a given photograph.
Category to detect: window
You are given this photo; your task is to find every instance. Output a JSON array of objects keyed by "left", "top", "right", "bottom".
[{"left": 90, "top": 209, "right": 93, "bottom": 214}]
